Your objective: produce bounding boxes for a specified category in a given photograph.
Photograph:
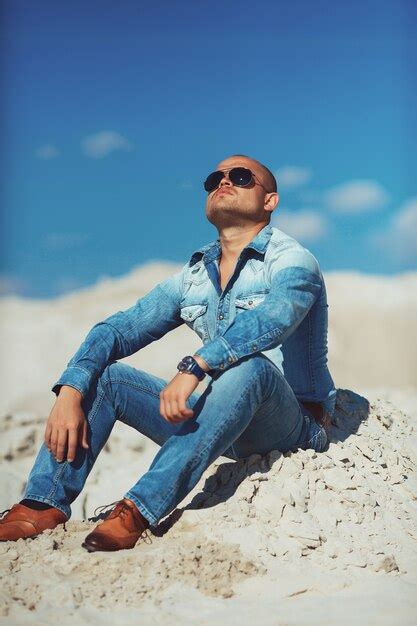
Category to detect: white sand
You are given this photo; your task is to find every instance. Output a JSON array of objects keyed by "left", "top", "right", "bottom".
[{"left": 1, "top": 264, "right": 416, "bottom": 625}]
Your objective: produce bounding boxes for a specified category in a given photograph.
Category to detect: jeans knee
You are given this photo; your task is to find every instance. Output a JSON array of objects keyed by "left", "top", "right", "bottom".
[
  {"left": 100, "top": 362, "right": 153, "bottom": 395},
  {"left": 98, "top": 362, "right": 130, "bottom": 399},
  {"left": 101, "top": 362, "right": 119, "bottom": 386},
  {"left": 213, "top": 354, "right": 277, "bottom": 391},
  {"left": 232, "top": 354, "right": 274, "bottom": 377}
]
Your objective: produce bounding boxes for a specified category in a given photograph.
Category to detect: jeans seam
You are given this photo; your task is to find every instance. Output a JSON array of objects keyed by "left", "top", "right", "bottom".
[
  {"left": 23, "top": 494, "right": 70, "bottom": 519},
  {"left": 124, "top": 492, "right": 156, "bottom": 525},
  {"left": 102, "top": 378, "right": 162, "bottom": 401},
  {"left": 47, "top": 462, "right": 68, "bottom": 502},
  {"left": 66, "top": 365, "right": 91, "bottom": 376},
  {"left": 86, "top": 387, "right": 107, "bottom": 427}
]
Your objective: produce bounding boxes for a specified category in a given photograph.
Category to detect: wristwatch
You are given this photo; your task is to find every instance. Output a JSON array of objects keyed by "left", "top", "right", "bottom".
[{"left": 177, "top": 355, "right": 206, "bottom": 381}]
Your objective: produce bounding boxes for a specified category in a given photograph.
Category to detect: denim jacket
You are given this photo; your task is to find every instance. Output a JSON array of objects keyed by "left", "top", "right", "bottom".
[{"left": 52, "top": 223, "right": 337, "bottom": 416}]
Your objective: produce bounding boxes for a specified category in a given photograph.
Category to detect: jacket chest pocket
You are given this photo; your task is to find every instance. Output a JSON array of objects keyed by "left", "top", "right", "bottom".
[
  {"left": 234, "top": 293, "right": 267, "bottom": 314},
  {"left": 180, "top": 303, "right": 209, "bottom": 341}
]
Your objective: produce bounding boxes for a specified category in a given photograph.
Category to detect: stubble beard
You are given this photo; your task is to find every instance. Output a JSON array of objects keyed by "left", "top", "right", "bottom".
[{"left": 206, "top": 200, "right": 248, "bottom": 228}]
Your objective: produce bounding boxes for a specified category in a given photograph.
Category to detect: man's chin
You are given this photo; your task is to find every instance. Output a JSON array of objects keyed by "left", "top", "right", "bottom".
[
  {"left": 207, "top": 202, "right": 238, "bottom": 215},
  {"left": 206, "top": 208, "right": 245, "bottom": 228}
]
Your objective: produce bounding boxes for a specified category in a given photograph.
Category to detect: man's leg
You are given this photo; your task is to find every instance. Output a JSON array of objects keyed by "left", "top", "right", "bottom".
[
  {"left": 22, "top": 362, "right": 203, "bottom": 519},
  {"left": 124, "top": 353, "right": 317, "bottom": 526}
]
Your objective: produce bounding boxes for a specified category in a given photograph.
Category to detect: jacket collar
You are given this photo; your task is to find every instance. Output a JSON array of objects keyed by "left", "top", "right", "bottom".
[{"left": 189, "top": 223, "right": 273, "bottom": 266}]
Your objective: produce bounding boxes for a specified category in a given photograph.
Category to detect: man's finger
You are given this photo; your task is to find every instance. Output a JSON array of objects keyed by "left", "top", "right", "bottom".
[
  {"left": 171, "top": 397, "right": 192, "bottom": 422},
  {"left": 50, "top": 428, "right": 58, "bottom": 458},
  {"left": 165, "top": 398, "right": 183, "bottom": 424},
  {"left": 81, "top": 420, "right": 89, "bottom": 449},
  {"left": 178, "top": 396, "right": 194, "bottom": 417},
  {"left": 160, "top": 396, "right": 167, "bottom": 420},
  {"left": 170, "top": 398, "right": 181, "bottom": 420},
  {"left": 164, "top": 398, "right": 175, "bottom": 422},
  {"left": 67, "top": 428, "right": 78, "bottom": 463},
  {"left": 56, "top": 429, "right": 68, "bottom": 462},
  {"left": 44, "top": 422, "right": 52, "bottom": 448}
]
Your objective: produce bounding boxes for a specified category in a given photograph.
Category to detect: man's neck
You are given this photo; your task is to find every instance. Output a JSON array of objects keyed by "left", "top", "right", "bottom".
[{"left": 218, "top": 222, "right": 268, "bottom": 264}]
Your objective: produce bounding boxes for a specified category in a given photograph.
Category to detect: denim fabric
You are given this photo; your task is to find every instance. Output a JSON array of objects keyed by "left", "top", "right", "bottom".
[
  {"left": 25, "top": 358, "right": 327, "bottom": 523},
  {"left": 24, "top": 224, "right": 335, "bottom": 523},
  {"left": 52, "top": 224, "right": 337, "bottom": 415}
]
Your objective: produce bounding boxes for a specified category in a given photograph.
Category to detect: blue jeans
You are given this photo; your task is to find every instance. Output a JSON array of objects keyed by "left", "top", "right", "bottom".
[{"left": 23, "top": 355, "right": 327, "bottom": 524}]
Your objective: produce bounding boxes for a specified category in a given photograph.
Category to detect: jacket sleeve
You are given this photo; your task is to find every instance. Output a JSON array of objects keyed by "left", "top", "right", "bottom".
[
  {"left": 51, "top": 266, "right": 186, "bottom": 398},
  {"left": 194, "top": 264, "right": 323, "bottom": 374}
]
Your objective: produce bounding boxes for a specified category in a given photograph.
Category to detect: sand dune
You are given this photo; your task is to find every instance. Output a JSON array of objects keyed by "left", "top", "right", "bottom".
[{"left": 1, "top": 265, "right": 416, "bottom": 624}]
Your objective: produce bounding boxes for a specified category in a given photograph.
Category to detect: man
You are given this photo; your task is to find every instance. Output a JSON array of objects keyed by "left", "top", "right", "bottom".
[{"left": 0, "top": 154, "right": 337, "bottom": 551}]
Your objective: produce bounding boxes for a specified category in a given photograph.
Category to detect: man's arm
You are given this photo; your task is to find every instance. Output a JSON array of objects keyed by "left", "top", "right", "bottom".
[
  {"left": 193, "top": 264, "right": 323, "bottom": 374},
  {"left": 52, "top": 266, "right": 186, "bottom": 399}
]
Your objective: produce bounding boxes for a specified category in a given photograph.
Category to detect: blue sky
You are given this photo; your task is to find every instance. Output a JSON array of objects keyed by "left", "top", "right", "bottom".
[{"left": 1, "top": 0, "right": 416, "bottom": 298}]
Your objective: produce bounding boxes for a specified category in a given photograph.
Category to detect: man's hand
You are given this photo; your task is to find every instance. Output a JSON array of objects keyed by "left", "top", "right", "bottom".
[
  {"left": 44, "top": 385, "right": 89, "bottom": 463},
  {"left": 159, "top": 355, "right": 210, "bottom": 424},
  {"left": 160, "top": 372, "right": 200, "bottom": 424}
]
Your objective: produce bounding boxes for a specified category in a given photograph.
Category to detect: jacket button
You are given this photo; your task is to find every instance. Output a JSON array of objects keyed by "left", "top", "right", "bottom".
[
  {"left": 227, "top": 356, "right": 233, "bottom": 363},
  {"left": 188, "top": 313, "right": 193, "bottom": 318},
  {"left": 218, "top": 314, "right": 224, "bottom": 320},
  {"left": 248, "top": 300, "right": 253, "bottom": 305},
  {"left": 219, "top": 363, "right": 225, "bottom": 369},
  {"left": 252, "top": 344, "right": 257, "bottom": 351}
]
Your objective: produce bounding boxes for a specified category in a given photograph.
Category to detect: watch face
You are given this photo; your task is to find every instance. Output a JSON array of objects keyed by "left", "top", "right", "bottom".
[{"left": 178, "top": 356, "right": 193, "bottom": 372}]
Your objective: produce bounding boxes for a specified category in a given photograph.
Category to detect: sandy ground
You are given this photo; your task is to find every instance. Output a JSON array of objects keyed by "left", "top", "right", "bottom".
[{"left": 1, "top": 264, "right": 416, "bottom": 625}]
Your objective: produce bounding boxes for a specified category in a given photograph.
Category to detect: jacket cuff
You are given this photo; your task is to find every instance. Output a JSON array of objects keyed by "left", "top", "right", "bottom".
[
  {"left": 194, "top": 336, "right": 239, "bottom": 373},
  {"left": 51, "top": 366, "right": 93, "bottom": 398}
]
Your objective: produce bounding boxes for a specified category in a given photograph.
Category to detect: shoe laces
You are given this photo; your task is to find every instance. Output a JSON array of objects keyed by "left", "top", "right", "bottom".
[
  {"left": 92, "top": 499, "right": 151, "bottom": 540},
  {"left": 93, "top": 500, "right": 123, "bottom": 519},
  {"left": 0, "top": 509, "right": 11, "bottom": 520}
]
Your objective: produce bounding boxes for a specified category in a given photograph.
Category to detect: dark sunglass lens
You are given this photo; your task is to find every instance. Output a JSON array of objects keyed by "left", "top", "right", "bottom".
[
  {"left": 229, "top": 167, "right": 253, "bottom": 187},
  {"left": 204, "top": 171, "right": 224, "bottom": 192}
]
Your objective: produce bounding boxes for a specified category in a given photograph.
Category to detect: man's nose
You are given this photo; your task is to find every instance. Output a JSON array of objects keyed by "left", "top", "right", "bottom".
[{"left": 218, "top": 172, "right": 233, "bottom": 187}]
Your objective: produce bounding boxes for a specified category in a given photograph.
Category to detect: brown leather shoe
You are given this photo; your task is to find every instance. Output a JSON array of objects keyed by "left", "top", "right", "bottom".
[
  {"left": 82, "top": 498, "right": 150, "bottom": 552},
  {"left": 0, "top": 503, "right": 67, "bottom": 541}
]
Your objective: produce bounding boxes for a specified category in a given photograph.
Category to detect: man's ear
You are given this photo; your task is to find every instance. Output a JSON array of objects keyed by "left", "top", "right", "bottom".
[{"left": 264, "top": 192, "right": 279, "bottom": 214}]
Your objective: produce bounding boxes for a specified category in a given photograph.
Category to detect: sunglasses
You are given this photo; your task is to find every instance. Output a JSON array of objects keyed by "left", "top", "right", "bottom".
[{"left": 204, "top": 167, "right": 267, "bottom": 193}]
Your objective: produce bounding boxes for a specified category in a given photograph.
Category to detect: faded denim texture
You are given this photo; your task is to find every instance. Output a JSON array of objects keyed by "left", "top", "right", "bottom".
[{"left": 24, "top": 224, "right": 336, "bottom": 523}]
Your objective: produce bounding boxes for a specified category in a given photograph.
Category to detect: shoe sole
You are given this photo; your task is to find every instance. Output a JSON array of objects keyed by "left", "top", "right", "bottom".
[
  {"left": 81, "top": 539, "right": 122, "bottom": 552},
  {"left": 81, "top": 540, "right": 103, "bottom": 552}
]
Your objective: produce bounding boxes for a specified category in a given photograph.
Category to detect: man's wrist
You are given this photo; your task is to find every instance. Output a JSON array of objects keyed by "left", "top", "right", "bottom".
[
  {"left": 57, "top": 385, "right": 83, "bottom": 402},
  {"left": 177, "top": 355, "right": 207, "bottom": 381},
  {"left": 192, "top": 355, "right": 210, "bottom": 372}
]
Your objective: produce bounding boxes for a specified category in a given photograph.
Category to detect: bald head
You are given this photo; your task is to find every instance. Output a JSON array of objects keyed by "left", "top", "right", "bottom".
[{"left": 224, "top": 154, "right": 277, "bottom": 193}]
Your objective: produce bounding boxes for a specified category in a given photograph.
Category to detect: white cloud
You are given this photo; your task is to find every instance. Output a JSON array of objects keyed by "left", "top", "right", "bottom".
[
  {"left": 274, "top": 166, "right": 312, "bottom": 190},
  {"left": 370, "top": 197, "right": 417, "bottom": 264},
  {"left": 272, "top": 209, "right": 328, "bottom": 242},
  {"left": 326, "top": 179, "right": 389, "bottom": 214},
  {"left": 81, "top": 131, "right": 133, "bottom": 158},
  {"left": 42, "top": 232, "right": 90, "bottom": 250},
  {"left": 35, "top": 144, "right": 60, "bottom": 159}
]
